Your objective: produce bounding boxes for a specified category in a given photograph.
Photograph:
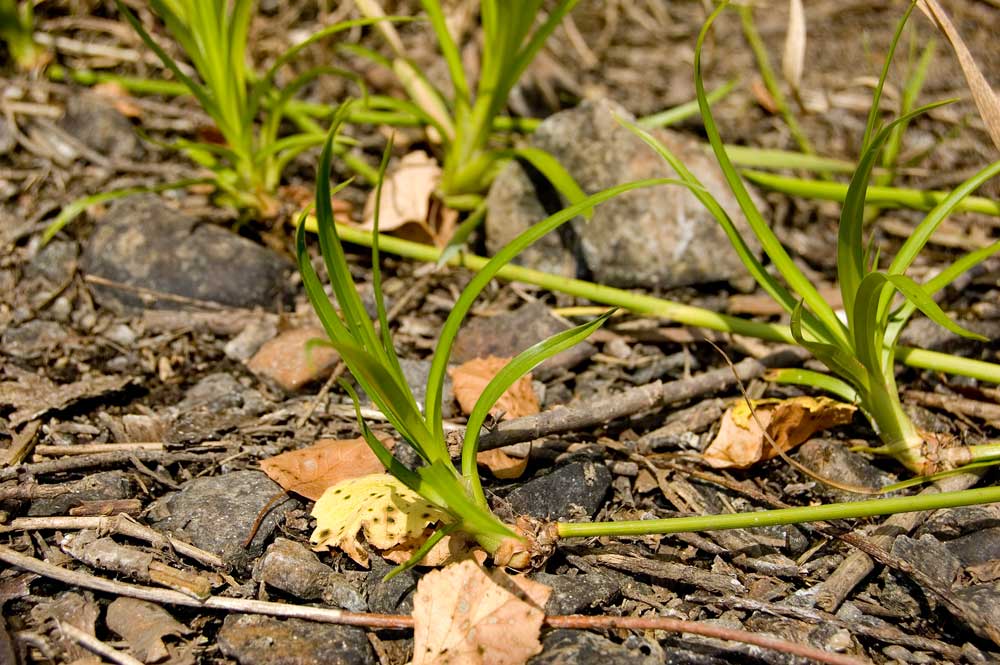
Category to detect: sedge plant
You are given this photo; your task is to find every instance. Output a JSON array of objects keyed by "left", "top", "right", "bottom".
[
  {"left": 348, "top": 0, "right": 587, "bottom": 221},
  {"left": 0, "top": 0, "right": 46, "bottom": 70},
  {"left": 625, "top": 1, "right": 1000, "bottom": 477},
  {"left": 301, "top": 105, "right": 1000, "bottom": 571}
]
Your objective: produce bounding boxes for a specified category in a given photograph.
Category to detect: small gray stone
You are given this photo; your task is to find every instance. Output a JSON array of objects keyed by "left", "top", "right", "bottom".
[
  {"left": 254, "top": 538, "right": 366, "bottom": 612},
  {"left": 218, "top": 614, "right": 374, "bottom": 665},
  {"left": 59, "top": 94, "right": 139, "bottom": 159},
  {"left": 891, "top": 534, "right": 961, "bottom": 586},
  {"left": 1, "top": 320, "right": 68, "bottom": 359},
  {"left": 952, "top": 584, "right": 1000, "bottom": 642},
  {"left": 26, "top": 239, "right": 78, "bottom": 284},
  {"left": 531, "top": 572, "right": 619, "bottom": 615},
  {"left": 83, "top": 195, "right": 291, "bottom": 310},
  {"left": 357, "top": 358, "right": 454, "bottom": 418},
  {"left": 148, "top": 471, "right": 297, "bottom": 567},
  {"left": 166, "top": 373, "right": 268, "bottom": 444},
  {"left": 103, "top": 323, "right": 137, "bottom": 347},
  {"left": 506, "top": 461, "right": 612, "bottom": 521},
  {"left": 918, "top": 504, "right": 1000, "bottom": 540},
  {"left": 29, "top": 471, "right": 132, "bottom": 517},
  {"left": 945, "top": 527, "right": 1000, "bottom": 568},
  {"left": 225, "top": 318, "right": 278, "bottom": 362},
  {"left": 529, "top": 630, "right": 659, "bottom": 665},
  {"left": 486, "top": 98, "right": 762, "bottom": 289},
  {"left": 450, "top": 301, "right": 595, "bottom": 379},
  {"left": 794, "top": 439, "right": 896, "bottom": 502},
  {"left": 364, "top": 557, "right": 418, "bottom": 615}
]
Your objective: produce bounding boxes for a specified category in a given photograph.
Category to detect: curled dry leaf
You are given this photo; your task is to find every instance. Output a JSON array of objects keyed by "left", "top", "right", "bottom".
[
  {"left": 411, "top": 559, "right": 551, "bottom": 665},
  {"left": 260, "top": 435, "right": 392, "bottom": 501},
  {"left": 918, "top": 0, "right": 1000, "bottom": 152},
  {"left": 475, "top": 448, "right": 529, "bottom": 480},
  {"left": 311, "top": 473, "right": 453, "bottom": 567},
  {"left": 106, "top": 597, "right": 188, "bottom": 663},
  {"left": 703, "top": 396, "right": 856, "bottom": 469},
  {"left": 449, "top": 356, "right": 540, "bottom": 421},
  {"left": 361, "top": 151, "right": 457, "bottom": 247},
  {"left": 782, "top": 0, "right": 806, "bottom": 95}
]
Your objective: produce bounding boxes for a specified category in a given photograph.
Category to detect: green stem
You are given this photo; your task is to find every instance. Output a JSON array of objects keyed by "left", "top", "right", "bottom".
[
  {"left": 737, "top": 4, "right": 816, "bottom": 158},
  {"left": 319, "top": 223, "right": 1000, "bottom": 385},
  {"left": 744, "top": 170, "right": 1000, "bottom": 217},
  {"left": 557, "top": 485, "right": 1000, "bottom": 538}
]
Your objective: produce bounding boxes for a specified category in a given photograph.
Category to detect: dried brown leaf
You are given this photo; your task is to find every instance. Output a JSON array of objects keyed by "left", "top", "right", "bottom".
[
  {"left": 449, "top": 356, "right": 540, "bottom": 421},
  {"left": 782, "top": 0, "right": 806, "bottom": 93},
  {"left": 92, "top": 82, "right": 142, "bottom": 118},
  {"left": 703, "top": 396, "right": 856, "bottom": 469},
  {"left": 106, "top": 597, "right": 188, "bottom": 663},
  {"left": 260, "top": 435, "right": 392, "bottom": 501},
  {"left": 361, "top": 151, "right": 457, "bottom": 247},
  {"left": 412, "top": 559, "right": 551, "bottom": 665},
  {"left": 918, "top": 0, "right": 1000, "bottom": 152},
  {"left": 476, "top": 448, "right": 529, "bottom": 480}
]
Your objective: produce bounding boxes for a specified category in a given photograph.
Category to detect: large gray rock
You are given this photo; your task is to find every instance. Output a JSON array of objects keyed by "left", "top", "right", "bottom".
[
  {"left": 486, "top": 98, "right": 761, "bottom": 288},
  {"left": 83, "top": 195, "right": 291, "bottom": 310}
]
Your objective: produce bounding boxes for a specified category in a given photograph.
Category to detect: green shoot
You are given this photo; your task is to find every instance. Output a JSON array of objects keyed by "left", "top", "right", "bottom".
[
  {"left": 103, "top": 2, "right": 405, "bottom": 218},
  {"left": 298, "top": 110, "right": 671, "bottom": 565},
  {"left": 350, "top": 0, "right": 587, "bottom": 217},
  {"left": 626, "top": 0, "right": 1000, "bottom": 476},
  {"left": 0, "top": 0, "right": 46, "bottom": 70}
]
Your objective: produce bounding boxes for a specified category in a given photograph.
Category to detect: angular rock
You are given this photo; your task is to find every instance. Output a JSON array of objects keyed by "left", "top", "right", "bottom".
[
  {"left": 506, "top": 461, "right": 612, "bottom": 521},
  {"left": 148, "top": 470, "right": 297, "bottom": 567},
  {"left": 531, "top": 572, "right": 619, "bottom": 615},
  {"left": 451, "top": 301, "right": 595, "bottom": 378},
  {"left": 944, "top": 527, "right": 1000, "bottom": 568},
  {"left": 247, "top": 326, "right": 339, "bottom": 392},
  {"left": 26, "top": 239, "right": 78, "bottom": 284},
  {"left": 254, "top": 538, "right": 366, "bottom": 611},
  {"left": 529, "top": 630, "right": 659, "bottom": 665},
  {"left": 486, "top": 98, "right": 762, "bottom": 289},
  {"left": 364, "top": 557, "right": 418, "bottom": 615},
  {"left": 917, "top": 504, "right": 1000, "bottom": 540},
  {"left": 60, "top": 93, "right": 140, "bottom": 159},
  {"left": 83, "top": 195, "right": 291, "bottom": 310},
  {"left": 794, "top": 439, "right": 896, "bottom": 502},
  {"left": 1, "top": 320, "right": 69, "bottom": 360},
  {"left": 891, "top": 534, "right": 961, "bottom": 586},
  {"left": 29, "top": 471, "right": 132, "bottom": 517},
  {"left": 218, "top": 614, "right": 374, "bottom": 665},
  {"left": 165, "top": 373, "right": 267, "bottom": 444},
  {"left": 951, "top": 584, "right": 1000, "bottom": 642}
]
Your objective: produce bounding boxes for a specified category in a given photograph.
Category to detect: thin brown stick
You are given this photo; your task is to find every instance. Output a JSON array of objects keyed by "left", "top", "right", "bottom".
[
  {"left": 55, "top": 621, "right": 144, "bottom": 665},
  {"left": 0, "top": 544, "right": 867, "bottom": 662},
  {"left": 0, "top": 450, "right": 220, "bottom": 481},
  {"left": 0, "top": 514, "right": 223, "bottom": 569},
  {"left": 33, "top": 443, "right": 164, "bottom": 456},
  {"left": 477, "top": 347, "right": 809, "bottom": 451}
]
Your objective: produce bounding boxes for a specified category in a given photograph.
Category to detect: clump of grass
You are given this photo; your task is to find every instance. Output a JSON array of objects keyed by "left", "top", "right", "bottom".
[
  {"left": 627, "top": 0, "right": 1000, "bottom": 476},
  {"left": 348, "top": 0, "right": 587, "bottom": 219}
]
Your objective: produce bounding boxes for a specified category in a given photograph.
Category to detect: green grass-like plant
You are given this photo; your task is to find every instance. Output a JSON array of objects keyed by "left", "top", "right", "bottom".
[
  {"left": 301, "top": 101, "right": 1000, "bottom": 571},
  {"left": 0, "top": 0, "right": 46, "bottom": 70},
  {"left": 349, "top": 0, "right": 586, "bottom": 216},
  {"left": 626, "top": 1, "right": 1000, "bottom": 476}
]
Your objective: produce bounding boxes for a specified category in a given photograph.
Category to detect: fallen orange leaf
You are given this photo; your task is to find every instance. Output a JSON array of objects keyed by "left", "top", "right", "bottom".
[
  {"left": 703, "top": 396, "right": 856, "bottom": 469},
  {"left": 449, "top": 356, "right": 540, "bottom": 421},
  {"left": 476, "top": 448, "right": 529, "bottom": 480},
  {"left": 260, "top": 435, "right": 392, "bottom": 501},
  {"left": 412, "top": 559, "right": 551, "bottom": 665}
]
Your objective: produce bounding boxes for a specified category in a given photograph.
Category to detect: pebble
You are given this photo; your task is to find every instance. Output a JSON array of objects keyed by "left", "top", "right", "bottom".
[
  {"left": 486, "top": 98, "right": 763, "bottom": 289},
  {"left": 364, "top": 557, "right": 418, "bottom": 615},
  {"left": 59, "top": 93, "right": 140, "bottom": 159},
  {"left": 29, "top": 471, "right": 132, "bottom": 517},
  {"left": 217, "top": 614, "right": 374, "bottom": 665},
  {"left": 528, "top": 630, "right": 659, "bottom": 665},
  {"left": 246, "top": 326, "right": 338, "bottom": 392},
  {"left": 943, "top": 526, "right": 1000, "bottom": 567},
  {"left": 1, "top": 320, "right": 68, "bottom": 359},
  {"left": 254, "top": 538, "right": 365, "bottom": 612},
  {"left": 891, "top": 534, "right": 962, "bottom": 585},
  {"left": 148, "top": 470, "right": 297, "bottom": 568},
  {"left": 83, "top": 195, "right": 291, "bottom": 311},
  {"left": 531, "top": 572, "right": 619, "bottom": 615},
  {"left": 450, "top": 301, "right": 595, "bottom": 379},
  {"left": 26, "top": 239, "right": 78, "bottom": 284},
  {"left": 794, "top": 438, "right": 896, "bottom": 502},
  {"left": 225, "top": 317, "right": 278, "bottom": 362},
  {"left": 506, "top": 461, "right": 612, "bottom": 521}
]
